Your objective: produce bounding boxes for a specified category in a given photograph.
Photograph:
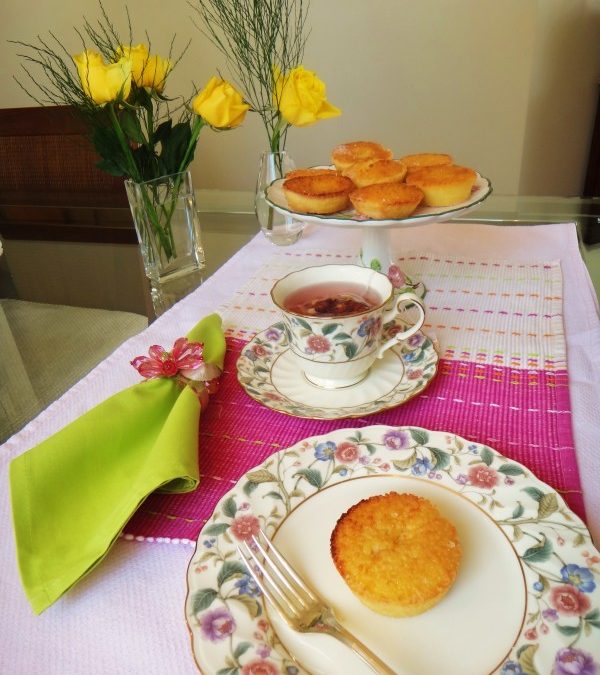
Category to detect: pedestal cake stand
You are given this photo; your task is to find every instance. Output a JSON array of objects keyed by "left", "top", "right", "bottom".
[{"left": 266, "top": 173, "right": 493, "bottom": 297}]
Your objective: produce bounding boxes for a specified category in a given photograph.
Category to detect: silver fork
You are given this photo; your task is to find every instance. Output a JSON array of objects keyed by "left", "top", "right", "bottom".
[{"left": 237, "top": 529, "right": 396, "bottom": 675}]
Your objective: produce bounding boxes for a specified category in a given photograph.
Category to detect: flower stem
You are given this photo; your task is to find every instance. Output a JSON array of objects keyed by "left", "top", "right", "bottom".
[
  {"left": 107, "top": 103, "right": 141, "bottom": 182},
  {"left": 177, "top": 116, "right": 205, "bottom": 176}
]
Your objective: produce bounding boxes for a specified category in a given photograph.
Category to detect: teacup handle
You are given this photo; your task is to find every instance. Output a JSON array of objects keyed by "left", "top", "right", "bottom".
[{"left": 377, "top": 292, "right": 426, "bottom": 358}]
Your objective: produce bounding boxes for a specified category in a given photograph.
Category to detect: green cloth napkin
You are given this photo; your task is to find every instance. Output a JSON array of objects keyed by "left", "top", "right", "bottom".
[{"left": 10, "top": 313, "right": 225, "bottom": 614}]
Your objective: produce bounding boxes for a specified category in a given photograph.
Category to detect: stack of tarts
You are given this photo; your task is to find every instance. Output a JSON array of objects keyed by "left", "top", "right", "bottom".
[{"left": 281, "top": 141, "right": 478, "bottom": 220}]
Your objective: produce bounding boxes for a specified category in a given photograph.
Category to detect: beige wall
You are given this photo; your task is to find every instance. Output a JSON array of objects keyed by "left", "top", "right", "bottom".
[{"left": 1, "top": 0, "right": 599, "bottom": 197}]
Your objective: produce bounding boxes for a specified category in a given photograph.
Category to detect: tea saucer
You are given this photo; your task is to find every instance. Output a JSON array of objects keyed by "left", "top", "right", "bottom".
[{"left": 236, "top": 322, "right": 438, "bottom": 419}]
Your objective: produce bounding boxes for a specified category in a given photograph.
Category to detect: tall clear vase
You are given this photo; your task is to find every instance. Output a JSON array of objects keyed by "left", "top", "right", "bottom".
[
  {"left": 125, "top": 170, "right": 205, "bottom": 317},
  {"left": 255, "top": 151, "right": 304, "bottom": 246}
]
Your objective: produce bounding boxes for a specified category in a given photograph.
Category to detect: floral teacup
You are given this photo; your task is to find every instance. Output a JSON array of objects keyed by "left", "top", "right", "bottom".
[{"left": 271, "top": 264, "right": 426, "bottom": 389}]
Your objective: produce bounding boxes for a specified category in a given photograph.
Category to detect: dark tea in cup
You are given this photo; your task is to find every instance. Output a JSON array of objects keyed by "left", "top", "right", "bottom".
[{"left": 283, "top": 281, "right": 381, "bottom": 317}]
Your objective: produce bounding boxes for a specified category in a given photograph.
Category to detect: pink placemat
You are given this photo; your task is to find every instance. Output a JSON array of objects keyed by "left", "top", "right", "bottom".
[{"left": 124, "top": 337, "right": 584, "bottom": 542}]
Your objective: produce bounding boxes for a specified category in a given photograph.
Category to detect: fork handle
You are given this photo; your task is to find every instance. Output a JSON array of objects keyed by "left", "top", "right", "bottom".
[{"left": 318, "top": 620, "right": 397, "bottom": 674}]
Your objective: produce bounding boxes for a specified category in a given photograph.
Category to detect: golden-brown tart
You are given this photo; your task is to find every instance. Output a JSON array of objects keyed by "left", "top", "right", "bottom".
[
  {"left": 330, "top": 492, "right": 461, "bottom": 617},
  {"left": 344, "top": 159, "right": 407, "bottom": 188},
  {"left": 282, "top": 174, "right": 355, "bottom": 214},
  {"left": 285, "top": 167, "right": 340, "bottom": 180},
  {"left": 399, "top": 153, "right": 453, "bottom": 169},
  {"left": 331, "top": 141, "right": 393, "bottom": 174},
  {"left": 349, "top": 182, "right": 424, "bottom": 219},
  {"left": 405, "top": 164, "right": 477, "bottom": 206}
]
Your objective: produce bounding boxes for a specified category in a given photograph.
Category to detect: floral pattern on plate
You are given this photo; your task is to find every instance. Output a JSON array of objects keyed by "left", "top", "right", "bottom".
[
  {"left": 185, "top": 426, "right": 600, "bottom": 675},
  {"left": 236, "top": 322, "right": 438, "bottom": 419}
]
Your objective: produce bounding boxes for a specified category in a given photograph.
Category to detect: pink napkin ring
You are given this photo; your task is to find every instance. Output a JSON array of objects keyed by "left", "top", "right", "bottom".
[{"left": 131, "top": 337, "right": 221, "bottom": 408}]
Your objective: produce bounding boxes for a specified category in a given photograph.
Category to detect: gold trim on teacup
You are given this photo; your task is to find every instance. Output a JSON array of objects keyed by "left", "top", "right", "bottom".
[{"left": 270, "top": 263, "right": 394, "bottom": 318}]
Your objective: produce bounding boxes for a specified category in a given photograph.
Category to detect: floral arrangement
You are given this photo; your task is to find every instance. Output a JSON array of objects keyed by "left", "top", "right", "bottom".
[
  {"left": 192, "top": 0, "right": 341, "bottom": 153},
  {"left": 12, "top": 4, "right": 249, "bottom": 264},
  {"left": 12, "top": 4, "right": 248, "bottom": 184}
]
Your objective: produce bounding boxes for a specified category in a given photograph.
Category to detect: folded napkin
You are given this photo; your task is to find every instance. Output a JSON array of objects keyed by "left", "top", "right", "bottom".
[{"left": 10, "top": 313, "right": 225, "bottom": 614}]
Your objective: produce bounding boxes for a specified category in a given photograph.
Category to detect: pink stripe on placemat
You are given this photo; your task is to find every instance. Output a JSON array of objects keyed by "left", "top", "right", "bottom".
[{"left": 124, "top": 337, "right": 585, "bottom": 541}]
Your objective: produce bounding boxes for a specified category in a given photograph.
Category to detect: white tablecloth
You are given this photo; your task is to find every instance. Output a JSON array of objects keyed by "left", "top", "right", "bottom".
[{"left": 1, "top": 222, "right": 598, "bottom": 674}]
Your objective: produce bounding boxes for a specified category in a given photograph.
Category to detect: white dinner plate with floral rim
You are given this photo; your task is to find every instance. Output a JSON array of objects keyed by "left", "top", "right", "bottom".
[
  {"left": 236, "top": 322, "right": 438, "bottom": 420},
  {"left": 265, "top": 172, "right": 492, "bottom": 229},
  {"left": 185, "top": 426, "right": 600, "bottom": 675}
]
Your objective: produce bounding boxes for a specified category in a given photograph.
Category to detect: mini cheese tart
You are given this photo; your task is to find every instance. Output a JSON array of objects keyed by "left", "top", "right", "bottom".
[
  {"left": 349, "top": 182, "right": 424, "bottom": 219},
  {"left": 399, "top": 152, "right": 453, "bottom": 170},
  {"left": 282, "top": 174, "right": 355, "bottom": 215},
  {"left": 331, "top": 141, "right": 393, "bottom": 174},
  {"left": 405, "top": 164, "right": 477, "bottom": 207},
  {"left": 344, "top": 159, "right": 408, "bottom": 188},
  {"left": 285, "top": 167, "right": 340, "bottom": 180},
  {"left": 330, "top": 492, "right": 461, "bottom": 617}
]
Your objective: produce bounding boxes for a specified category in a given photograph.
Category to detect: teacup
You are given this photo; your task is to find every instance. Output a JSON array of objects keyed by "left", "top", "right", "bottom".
[{"left": 271, "top": 264, "right": 426, "bottom": 389}]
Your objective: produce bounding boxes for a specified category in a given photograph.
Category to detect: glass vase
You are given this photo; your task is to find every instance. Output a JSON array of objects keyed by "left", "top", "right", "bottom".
[
  {"left": 255, "top": 151, "right": 304, "bottom": 246},
  {"left": 125, "top": 170, "right": 205, "bottom": 317}
]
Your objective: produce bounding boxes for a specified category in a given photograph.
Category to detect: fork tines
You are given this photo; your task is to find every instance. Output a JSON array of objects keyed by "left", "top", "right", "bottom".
[{"left": 237, "top": 528, "right": 318, "bottom": 623}]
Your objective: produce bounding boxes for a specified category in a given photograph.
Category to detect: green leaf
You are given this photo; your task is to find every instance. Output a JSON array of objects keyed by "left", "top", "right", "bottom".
[
  {"left": 585, "top": 609, "right": 600, "bottom": 621},
  {"left": 409, "top": 428, "right": 429, "bottom": 446},
  {"left": 523, "top": 486, "right": 545, "bottom": 502},
  {"left": 192, "top": 588, "right": 218, "bottom": 613},
  {"left": 293, "top": 317, "right": 312, "bottom": 331},
  {"left": 243, "top": 481, "right": 259, "bottom": 497},
  {"left": 479, "top": 447, "right": 494, "bottom": 466},
  {"left": 498, "top": 463, "right": 525, "bottom": 476},
  {"left": 522, "top": 535, "right": 553, "bottom": 563},
  {"left": 556, "top": 624, "right": 581, "bottom": 636},
  {"left": 203, "top": 523, "right": 229, "bottom": 537},
  {"left": 321, "top": 323, "right": 341, "bottom": 335},
  {"left": 265, "top": 491, "right": 284, "bottom": 501},
  {"left": 233, "top": 594, "right": 261, "bottom": 618},
  {"left": 333, "top": 332, "right": 353, "bottom": 341},
  {"left": 428, "top": 447, "right": 451, "bottom": 470},
  {"left": 512, "top": 502, "right": 525, "bottom": 519},
  {"left": 245, "top": 469, "right": 278, "bottom": 484},
  {"left": 95, "top": 157, "right": 126, "bottom": 177},
  {"left": 369, "top": 259, "right": 382, "bottom": 271},
  {"left": 154, "top": 119, "right": 173, "bottom": 143},
  {"left": 343, "top": 342, "right": 358, "bottom": 359},
  {"left": 159, "top": 121, "right": 193, "bottom": 174},
  {"left": 517, "top": 644, "right": 539, "bottom": 675},
  {"left": 586, "top": 619, "right": 600, "bottom": 629},
  {"left": 538, "top": 492, "right": 559, "bottom": 519},
  {"left": 217, "top": 560, "right": 248, "bottom": 586},
  {"left": 294, "top": 468, "right": 323, "bottom": 488},
  {"left": 392, "top": 452, "right": 416, "bottom": 471},
  {"left": 120, "top": 108, "right": 145, "bottom": 144},
  {"left": 222, "top": 497, "right": 237, "bottom": 519},
  {"left": 512, "top": 525, "right": 524, "bottom": 541},
  {"left": 233, "top": 642, "right": 252, "bottom": 660},
  {"left": 365, "top": 443, "right": 377, "bottom": 455},
  {"left": 216, "top": 668, "right": 237, "bottom": 675}
]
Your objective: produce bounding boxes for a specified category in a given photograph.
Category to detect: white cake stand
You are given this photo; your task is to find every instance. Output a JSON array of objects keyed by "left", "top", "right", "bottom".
[{"left": 266, "top": 173, "right": 493, "bottom": 296}]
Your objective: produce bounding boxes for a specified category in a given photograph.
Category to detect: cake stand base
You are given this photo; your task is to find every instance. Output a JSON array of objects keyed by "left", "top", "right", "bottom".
[{"left": 359, "top": 226, "right": 427, "bottom": 299}]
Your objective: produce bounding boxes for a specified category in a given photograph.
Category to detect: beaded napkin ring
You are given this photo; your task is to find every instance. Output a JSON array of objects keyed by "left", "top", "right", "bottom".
[{"left": 131, "top": 337, "right": 221, "bottom": 408}]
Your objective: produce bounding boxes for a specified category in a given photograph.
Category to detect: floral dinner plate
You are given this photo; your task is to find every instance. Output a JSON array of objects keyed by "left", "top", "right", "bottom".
[
  {"left": 185, "top": 426, "right": 600, "bottom": 675},
  {"left": 236, "top": 322, "right": 438, "bottom": 419}
]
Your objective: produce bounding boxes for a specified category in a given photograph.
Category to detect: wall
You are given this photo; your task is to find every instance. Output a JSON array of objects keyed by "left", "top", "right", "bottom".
[{"left": 1, "top": 1, "right": 599, "bottom": 197}]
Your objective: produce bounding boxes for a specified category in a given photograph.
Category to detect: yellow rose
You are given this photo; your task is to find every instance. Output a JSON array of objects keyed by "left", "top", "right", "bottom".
[
  {"left": 192, "top": 76, "right": 250, "bottom": 128},
  {"left": 73, "top": 50, "right": 132, "bottom": 105},
  {"left": 117, "top": 45, "right": 171, "bottom": 93},
  {"left": 274, "top": 66, "right": 341, "bottom": 127}
]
